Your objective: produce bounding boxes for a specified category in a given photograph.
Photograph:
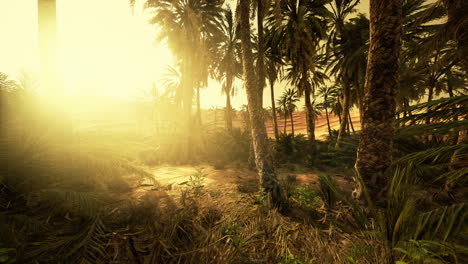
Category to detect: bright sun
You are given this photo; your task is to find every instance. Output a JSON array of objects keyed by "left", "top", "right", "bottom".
[
  {"left": 0, "top": 0, "right": 251, "bottom": 108},
  {"left": 0, "top": 0, "right": 174, "bottom": 99}
]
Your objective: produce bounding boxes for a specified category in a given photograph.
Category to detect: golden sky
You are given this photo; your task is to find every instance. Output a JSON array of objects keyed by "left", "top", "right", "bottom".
[{"left": 0, "top": 0, "right": 369, "bottom": 109}]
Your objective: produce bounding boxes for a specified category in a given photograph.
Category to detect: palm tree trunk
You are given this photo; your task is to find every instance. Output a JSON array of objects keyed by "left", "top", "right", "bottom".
[
  {"left": 256, "top": 0, "right": 266, "bottom": 105},
  {"left": 196, "top": 86, "right": 202, "bottom": 126},
  {"left": 290, "top": 111, "right": 295, "bottom": 136},
  {"left": 348, "top": 111, "right": 355, "bottom": 133},
  {"left": 355, "top": 80, "right": 364, "bottom": 126},
  {"left": 336, "top": 81, "right": 350, "bottom": 147},
  {"left": 426, "top": 82, "right": 434, "bottom": 125},
  {"left": 270, "top": 81, "right": 280, "bottom": 140},
  {"left": 181, "top": 57, "right": 193, "bottom": 162},
  {"left": 337, "top": 109, "right": 342, "bottom": 125},
  {"left": 239, "top": 0, "right": 286, "bottom": 211},
  {"left": 304, "top": 80, "right": 316, "bottom": 157},
  {"left": 225, "top": 74, "right": 233, "bottom": 132},
  {"left": 283, "top": 112, "right": 287, "bottom": 134},
  {"left": 442, "top": 0, "right": 468, "bottom": 72},
  {"left": 325, "top": 107, "right": 332, "bottom": 138},
  {"left": 355, "top": 0, "right": 401, "bottom": 205},
  {"left": 38, "top": 0, "right": 58, "bottom": 93},
  {"left": 447, "top": 80, "right": 459, "bottom": 145}
]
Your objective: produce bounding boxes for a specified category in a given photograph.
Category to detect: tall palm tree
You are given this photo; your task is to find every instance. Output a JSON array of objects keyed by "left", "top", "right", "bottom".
[
  {"left": 214, "top": 7, "right": 242, "bottom": 132},
  {"left": 355, "top": 0, "right": 402, "bottom": 204},
  {"left": 38, "top": 0, "right": 58, "bottom": 93},
  {"left": 327, "top": 10, "right": 369, "bottom": 147},
  {"left": 142, "top": 0, "right": 223, "bottom": 160},
  {"left": 264, "top": 30, "right": 284, "bottom": 140},
  {"left": 267, "top": 0, "right": 329, "bottom": 157},
  {"left": 238, "top": 0, "right": 286, "bottom": 211}
]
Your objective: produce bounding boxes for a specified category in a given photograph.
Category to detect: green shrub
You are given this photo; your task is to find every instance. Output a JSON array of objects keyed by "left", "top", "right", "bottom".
[{"left": 272, "top": 133, "right": 309, "bottom": 164}]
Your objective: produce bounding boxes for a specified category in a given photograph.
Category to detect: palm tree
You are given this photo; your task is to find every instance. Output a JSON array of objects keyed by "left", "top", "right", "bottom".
[
  {"left": 38, "top": 0, "right": 58, "bottom": 93},
  {"left": 327, "top": 9, "right": 369, "bottom": 147},
  {"left": 264, "top": 30, "right": 284, "bottom": 140},
  {"left": 286, "top": 89, "right": 299, "bottom": 135},
  {"left": 214, "top": 7, "right": 242, "bottom": 132},
  {"left": 238, "top": 0, "right": 286, "bottom": 211},
  {"left": 142, "top": 0, "right": 223, "bottom": 160},
  {"left": 276, "top": 99, "right": 288, "bottom": 134},
  {"left": 441, "top": 0, "right": 468, "bottom": 71},
  {"left": 267, "top": 0, "right": 329, "bottom": 157},
  {"left": 355, "top": 0, "right": 402, "bottom": 204},
  {"left": 278, "top": 88, "right": 299, "bottom": 135},
  {"left": 317, "top": 86, "right": 339, "bottom": 138}
]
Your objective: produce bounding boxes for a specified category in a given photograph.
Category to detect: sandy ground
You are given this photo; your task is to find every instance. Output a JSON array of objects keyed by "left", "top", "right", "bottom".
[{"left": 134, "top": 165, "right": 355, "bottom": 203}]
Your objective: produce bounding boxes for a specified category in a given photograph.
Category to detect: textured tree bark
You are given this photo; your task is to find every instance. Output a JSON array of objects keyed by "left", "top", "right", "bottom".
[
  {"left": 303, "top": 80, "right": 316, "bottom": 157},
  {"left": 225, "top": 74, "right": 233, "bottom": 132},
  {"left": 354, "top": 0, "right": 402, "bottom": 204},
  {"left": 239, "top": 0, "right": 286, "bottom": 211},
  {"left": 256, "top": 0, "right": 266, "bottom": 105},
  {"left": 336, "top": 81, "right": 351, "bottom": 147},
  {"left": 442, "top": 0, "right": 468, "bottom": 72},
  {"left": 270, "top": 81, "right": 280, "bottom": 140}
]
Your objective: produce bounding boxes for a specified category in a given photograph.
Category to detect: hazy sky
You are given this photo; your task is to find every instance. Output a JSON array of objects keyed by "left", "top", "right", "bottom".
[{"left": 0, "top": 0, "right": 369, "bottom": 109}]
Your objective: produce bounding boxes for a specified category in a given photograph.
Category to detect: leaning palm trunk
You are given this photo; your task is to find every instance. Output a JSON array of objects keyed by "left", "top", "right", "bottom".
[
  {"left": 442, "top": 0, "right": 468, "bottom": 72},
  {"left": 336, "top": 81, "right": 351, "bottom": 148},
  {"left": 355, "top": 0, "right": 402, "bottom": 204},
  {"left": 325, "top": 106, "right": 332, "bottom": 138},
  {"left": 239, "top": 0, "right": 285, "bottom": 210},
  {"left": 303, "top": 80, "right": 316, "bottom": 157},
  {"left": 270, "top": 81, "right": 280, "bottom": 140}
]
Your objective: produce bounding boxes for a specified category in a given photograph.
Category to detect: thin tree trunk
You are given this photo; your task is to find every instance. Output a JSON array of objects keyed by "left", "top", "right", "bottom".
[
  {"left": 447, "top": 80, "right": 459, "bottom": 145},
  {"left": 355, "top": 79, "right": 364, "bottom": 126},
  {"left": 239, "top": 0, "right": 286, "bottom": 211},
  {"left": 426, "top": 83, "right": 434, "bottom": 125},
  {"left": 442, "top": 0, "right": 468, "bottom": 72},
  {"left": 348, "top": 111, "right": 355, "bottom": 133},
  {"left": 355, "top": 0, "right": 402, "bottom": 205},
  {"left": 181, "top": 57, "right": 193, "bottom": 162},
  {"left": 225, "top": 74, "right": 233, "bottom": 132},
  {"left": 336, "top": 81, "right": 350, "bottom": 147},
  {"left": 283, "top": 111, "right": 287, "bottom": 134},
  {"left": 325, "top": 107, "right": 332, "bottom": 138},
  {"left": 303, "top": 80, "right": 316, "bottom": 157},
  {"left": 196, "top": 86, "right": 202, "bottom": 126},
  {"left": 270, "top": 81, "right": 280, "bottom": 140},
  {"left": 290, "top": 111, "right": 295, "bottom": 136}
]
